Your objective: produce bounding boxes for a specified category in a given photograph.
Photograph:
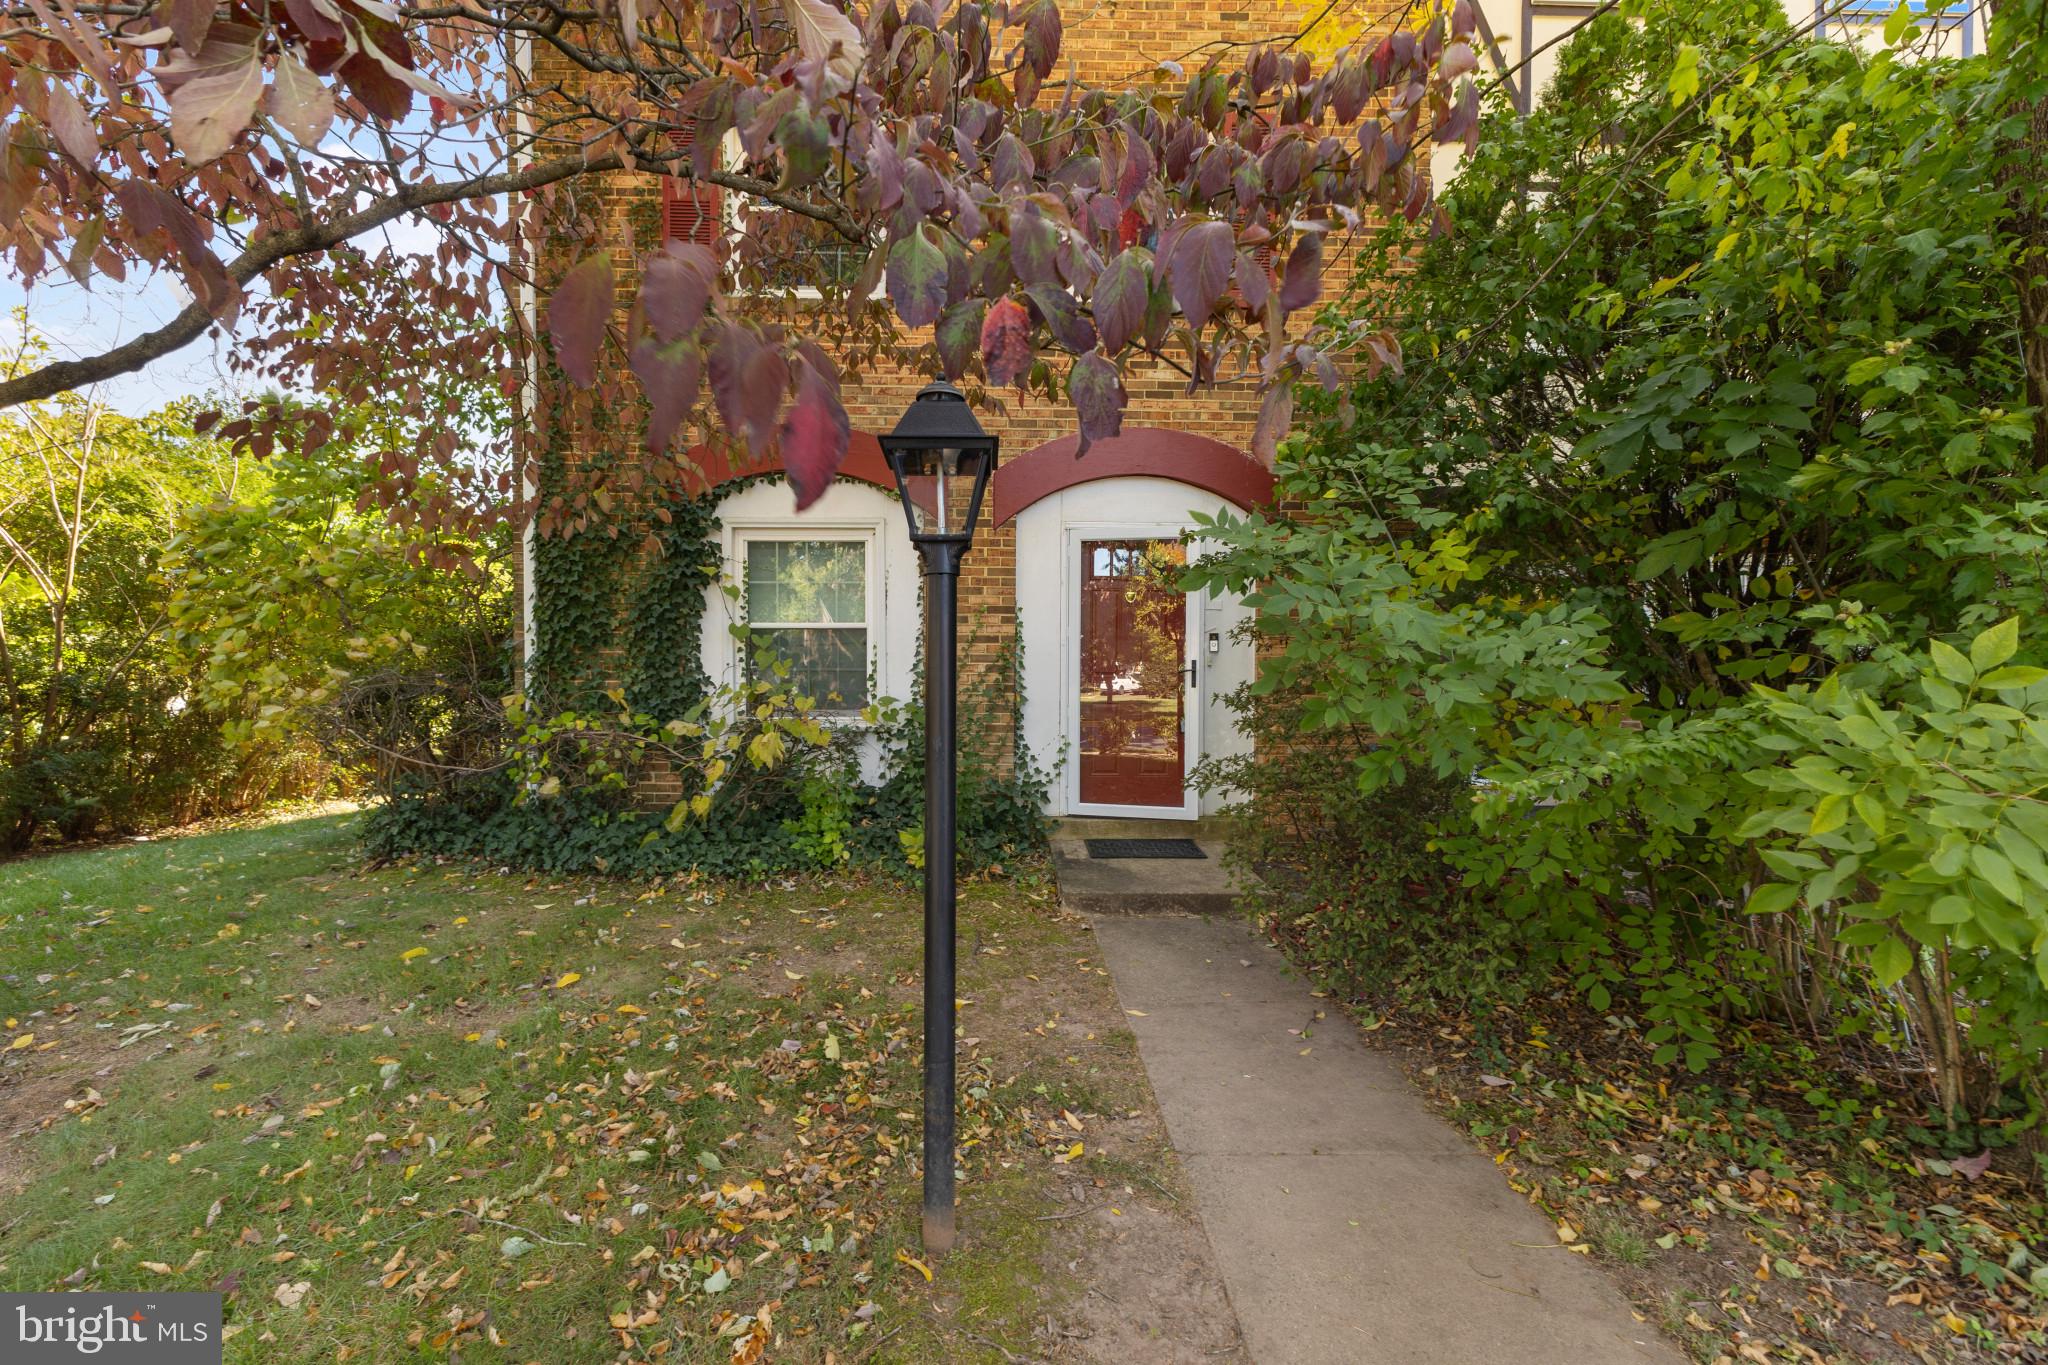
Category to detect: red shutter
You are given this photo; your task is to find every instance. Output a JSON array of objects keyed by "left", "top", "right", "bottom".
[{"left": 661, "top": 119, "right": 722, "bottom": 248}]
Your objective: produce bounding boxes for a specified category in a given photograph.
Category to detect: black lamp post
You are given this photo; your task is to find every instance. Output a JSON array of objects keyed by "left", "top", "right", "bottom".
[{"left": 879, "top": 380, "right": 998, "bottom": 1254}]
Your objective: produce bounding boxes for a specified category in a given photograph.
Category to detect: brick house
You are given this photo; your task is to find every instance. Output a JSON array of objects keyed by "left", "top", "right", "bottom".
[{"left": 518, "top": 1, "right": 1347, "bottom": 823}]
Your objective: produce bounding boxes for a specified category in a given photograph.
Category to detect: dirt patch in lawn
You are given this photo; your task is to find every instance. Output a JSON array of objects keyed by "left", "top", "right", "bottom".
[{"left": 954, "top": 909, "right": 1249, "bottom": 1362}]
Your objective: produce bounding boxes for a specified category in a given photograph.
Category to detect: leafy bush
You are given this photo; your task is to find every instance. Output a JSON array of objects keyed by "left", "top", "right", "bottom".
[
  {"left": 1190, "top": 0, "right": 2048, "bottom": 1135},
  {"left": 0, "top": 364, "right": 326, "bottom": 850}
]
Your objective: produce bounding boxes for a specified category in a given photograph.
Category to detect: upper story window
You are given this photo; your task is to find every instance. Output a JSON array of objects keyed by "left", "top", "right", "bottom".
[
  {"left": 659, "top": 118, "right": 868, "bottom": 295},
  {"left": 741, "top": 534, "right": 873, "bottom": 710}
]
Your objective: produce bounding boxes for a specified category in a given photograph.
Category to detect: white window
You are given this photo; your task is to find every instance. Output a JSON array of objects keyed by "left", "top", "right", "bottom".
[{"left": 738, "top": 533, "right": 875, "bottom": 710}]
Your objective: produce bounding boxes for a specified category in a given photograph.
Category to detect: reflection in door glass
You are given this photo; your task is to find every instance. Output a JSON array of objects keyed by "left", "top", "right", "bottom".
[{"left": 1078, "top": 540, "right": 1187, "bottom": 808}]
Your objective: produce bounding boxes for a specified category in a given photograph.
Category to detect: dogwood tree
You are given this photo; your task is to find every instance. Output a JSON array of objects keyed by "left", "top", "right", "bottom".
[{"left": 0, "top": 0, "right": 1481, "bottom": 532}]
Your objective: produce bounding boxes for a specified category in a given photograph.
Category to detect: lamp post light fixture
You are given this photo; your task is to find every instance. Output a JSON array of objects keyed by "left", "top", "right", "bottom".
[{"left": 879, "top": 380, "right": 998, "bottom": 1255}]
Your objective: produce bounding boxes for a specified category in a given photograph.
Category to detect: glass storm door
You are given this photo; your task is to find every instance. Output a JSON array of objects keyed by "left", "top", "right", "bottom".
[{"left": 1077, "top": 539, "right": 1189, "bottom": 809}]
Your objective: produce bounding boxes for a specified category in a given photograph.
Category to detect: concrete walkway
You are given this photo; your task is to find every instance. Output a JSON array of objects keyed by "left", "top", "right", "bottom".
[{"left": 1090, "top": 912, "right": 1683, "bottom": 1365}]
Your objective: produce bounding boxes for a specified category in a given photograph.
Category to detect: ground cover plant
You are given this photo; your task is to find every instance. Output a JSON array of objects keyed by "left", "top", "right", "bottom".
[{"left": 0, "top": 811, "right": 1226, "bottom": 1361}]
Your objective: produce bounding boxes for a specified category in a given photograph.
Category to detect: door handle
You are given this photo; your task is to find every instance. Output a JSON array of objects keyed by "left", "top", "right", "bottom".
[{"left": 1182, "top": 657, "right": 1198, "bottom": 690}]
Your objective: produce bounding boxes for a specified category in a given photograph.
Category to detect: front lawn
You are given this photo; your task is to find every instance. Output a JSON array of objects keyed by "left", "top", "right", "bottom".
[{"left": 0, "top": 812, "right": 1221, "bottom": 1362}]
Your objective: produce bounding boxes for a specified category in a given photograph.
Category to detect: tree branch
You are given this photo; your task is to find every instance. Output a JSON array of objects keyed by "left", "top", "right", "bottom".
[{"left": 0, "top": 147, "right": 629, "bottom": 411}]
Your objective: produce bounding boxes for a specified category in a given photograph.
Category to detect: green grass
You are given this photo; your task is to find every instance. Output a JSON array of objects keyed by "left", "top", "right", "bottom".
[{"left": 0, "top": 811, "right": 1107, "bottom": 1362}]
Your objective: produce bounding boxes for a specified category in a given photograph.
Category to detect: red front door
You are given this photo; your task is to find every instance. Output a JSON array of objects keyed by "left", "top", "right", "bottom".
[{"left": 1077, "top": 539, "right": 1188, "bottom": 809}]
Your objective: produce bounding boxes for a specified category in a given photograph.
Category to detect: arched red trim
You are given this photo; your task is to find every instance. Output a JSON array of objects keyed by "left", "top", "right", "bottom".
[
  {"left": 992, "top": 427, "right": 1274, "bottom": 526},
  {"left": 677, "top": 432, "right": 896, "bottom": 495}
]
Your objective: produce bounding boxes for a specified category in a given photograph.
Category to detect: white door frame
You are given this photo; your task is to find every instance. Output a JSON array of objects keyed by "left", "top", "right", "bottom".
[{"left": 1062, "top": 523, "right": 1202, "bottom": 820}]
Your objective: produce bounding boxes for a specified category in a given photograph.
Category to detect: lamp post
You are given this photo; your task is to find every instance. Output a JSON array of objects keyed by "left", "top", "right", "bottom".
[{"left": 879, "top": 381, "right": 998, "bottom": 1255}]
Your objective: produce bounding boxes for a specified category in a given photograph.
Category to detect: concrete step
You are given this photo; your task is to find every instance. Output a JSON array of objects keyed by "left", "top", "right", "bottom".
[
  {"left": 1049, "top": 836, "right": 1249, "bottom": 916},
  {"left": 1052, "top": 814, "right": 1239, "bottom": 841}
]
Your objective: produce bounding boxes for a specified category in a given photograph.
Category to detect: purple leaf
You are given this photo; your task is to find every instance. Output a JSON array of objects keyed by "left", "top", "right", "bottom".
[
  {"left": 1092, "top": 248, "right": 1150, "bottom": 353},
  {"left": 1026, "top": 285, "right": 1096, "bottom": 355},
  {"left": 980, "top": 296, "right": 1034, "bottom": 387},
  {"left": 1022, "top": 0, "right": 1062, "bottom": 78},
  {"left": 1235, "top": 250, "right": 1271, "bottom": 314},
  {"left": 1167, "top": 219, "right": 1234, "bottom": 331},
  {"left": 631, "top": 337, "right": 702, "bottom": 456},
  {"left": 991, "top": 133, "right": 1034, "bottom": 190},
  {"left": 1278, "top": 234, "right": 1323, "bottom": 313},
  {"left": 1068, "top": 353, "right": 1125, "bottom": 452},
  {"left": 708, "top": 325, "right": 788, "bottom": 454},
  {"left": 1010, "top": 205, "right": 1060, "bottom": 286},
  {"left": 780, "top": 361, "right": 851, "bottom": 509},
  {"left": 1441, "top": 40, "right": 1477, "bottom": 83},
  {"left": 548, "top": 253, "right": 615, "bottom": 388},
  {"left": 278, "top": 0, "right": 342, "bottom": 44},
  {"left": 642, "top": 242, "right": 718, "bottom": 342},
  {"left": 1951, "top": 1149, "right": 1993, "bottom": 1181},
  {"left": 158, "top": 0, "right": 213, "bottom": 53},
  {"left": 886, "top": 226, "right": 949, "bottom": 329}
]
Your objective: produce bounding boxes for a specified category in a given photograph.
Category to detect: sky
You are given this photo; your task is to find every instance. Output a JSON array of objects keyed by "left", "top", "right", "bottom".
[
  {"left": 4, "top": 272, "right": 239, "bottom": 415},
  {"left": 2, "top": 201, "right": 467, "bottom": 417}
]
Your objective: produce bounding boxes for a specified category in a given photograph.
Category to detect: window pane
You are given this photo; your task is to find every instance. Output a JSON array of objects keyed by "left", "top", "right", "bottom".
[
  {"left": 752, "top": 627, "right": 869, "bottom": 709},
  {"left": 745, "top": 540, "right": 866, "bottom": 624}
]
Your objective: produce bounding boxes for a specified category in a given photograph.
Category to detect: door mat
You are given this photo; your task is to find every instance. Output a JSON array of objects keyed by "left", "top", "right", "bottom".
[{"left": 1084, "top": 838, "right": 1206, "bottom": 860}]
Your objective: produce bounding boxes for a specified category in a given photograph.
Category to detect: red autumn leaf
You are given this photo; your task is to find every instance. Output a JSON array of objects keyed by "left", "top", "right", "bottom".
[
  {"left": 980, "top": 296, "right": 1033, "bottom": 387},
  {"left": 780, "top": 360, "right": 851, "bottom": 510},
  {"left": 548, "top": 253, "right": 615, "bottom": 388},
  {"left": 1251, "top": 382, "right": 1292, "bottom": 466}
]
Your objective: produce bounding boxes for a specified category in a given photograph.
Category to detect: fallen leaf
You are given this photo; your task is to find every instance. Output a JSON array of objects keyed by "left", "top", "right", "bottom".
[
  {"left": 400, "top": 947, "right": 427, "bottom": 963},
  {"left": 553, "top": 972, "right": 582, "bottom": 989}
]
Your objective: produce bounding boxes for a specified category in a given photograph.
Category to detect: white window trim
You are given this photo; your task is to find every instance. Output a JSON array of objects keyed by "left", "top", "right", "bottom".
[
  {"left": 724, "top": 522, "right": 883, "bottom": 718},
  {"left": 719, "top": 131, "right": 883, "bottom": 303}
]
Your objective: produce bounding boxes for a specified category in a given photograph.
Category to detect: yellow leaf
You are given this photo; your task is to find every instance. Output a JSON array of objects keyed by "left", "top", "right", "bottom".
[
  {"left": 553, "top": 972, "right": 582, "bottom": 989},
  {"left": 400, "top": 947, "right": 427, "bottom": 963},
  {"left": 783, "top": 969, "right": 805, "bottom": 981},
  {"left": 1556, "top": 1221, "right": 1578, "bottom": 1243},
  {"left": 895, "top": 1249, "right": 933, "bottom": 1282},
  {"left": 8, "top": 1033, "right": 33, "bottom": 1051}
]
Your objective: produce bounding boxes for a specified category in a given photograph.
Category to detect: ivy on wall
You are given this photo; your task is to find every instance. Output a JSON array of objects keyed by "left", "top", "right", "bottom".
[{"left": 381, "top": 450, "right": 1050, "bottom": 880}]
